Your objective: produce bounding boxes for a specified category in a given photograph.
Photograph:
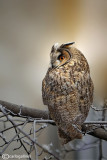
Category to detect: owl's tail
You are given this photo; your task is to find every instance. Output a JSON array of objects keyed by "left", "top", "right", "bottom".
[{"left": 58, "top": 125, "right": 82, "bottom": 145}]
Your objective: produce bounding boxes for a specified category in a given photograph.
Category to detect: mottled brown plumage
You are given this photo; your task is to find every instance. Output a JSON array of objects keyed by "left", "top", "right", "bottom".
[{"left": 42, "top": 42, "right": 94, "bottom": 144}]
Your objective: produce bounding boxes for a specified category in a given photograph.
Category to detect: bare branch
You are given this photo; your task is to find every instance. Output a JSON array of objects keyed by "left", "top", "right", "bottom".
[
  {"left": 33, "top": 120, "right": 38, "bottom": 160},
  {"left": 84, "top": 121, "right": 107, "bottom": 125},
  {"left": 0, "top": 100, "right": 49, "bottom": 119},
  {"left": 0, "top": 100, "right": 107, "bottom": 144},
  {"left": 82, "top": 125, "right": 107, "bottom": 140},
  {"left": 91, "top": 105, "right": 107, "bottom": 111},
  {"left": 0, "top": 105, "right": 60, "bottom": 160}
]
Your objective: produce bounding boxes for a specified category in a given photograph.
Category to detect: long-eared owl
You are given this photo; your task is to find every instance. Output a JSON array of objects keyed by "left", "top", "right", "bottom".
[{"left": 42, "top": 42, "right": 94, "bottom": 144}]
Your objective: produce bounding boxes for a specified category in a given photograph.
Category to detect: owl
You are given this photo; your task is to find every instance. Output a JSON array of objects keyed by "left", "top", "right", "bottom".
[{"left": 42, "top": 42, "right": 94, "bottom": 144}]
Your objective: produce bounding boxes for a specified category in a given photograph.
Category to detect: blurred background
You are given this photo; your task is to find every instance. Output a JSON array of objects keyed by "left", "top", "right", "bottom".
[{"left": 0, "top": 0, "right": 107, "bottom": 159}]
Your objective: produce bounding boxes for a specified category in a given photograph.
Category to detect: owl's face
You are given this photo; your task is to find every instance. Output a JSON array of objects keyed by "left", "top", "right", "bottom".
[{"left": 50, "top": 42, "right": 75, "bottom": 68}]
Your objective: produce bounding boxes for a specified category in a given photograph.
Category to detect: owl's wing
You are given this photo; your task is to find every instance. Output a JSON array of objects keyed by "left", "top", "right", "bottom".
[
  {"left": 89, "top": 77, "right": 94, "bottom": 104},
  {"left": 42, "top": 78, "right": 49, "bottom": 105},
  {"left": 78, "top": 76, "right": 94, "bottom": 121}
]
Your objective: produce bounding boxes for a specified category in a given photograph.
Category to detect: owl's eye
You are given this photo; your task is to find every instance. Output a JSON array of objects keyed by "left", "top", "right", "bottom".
[{"left": 58, "top": 55, "right": 65, "bottom": 61}]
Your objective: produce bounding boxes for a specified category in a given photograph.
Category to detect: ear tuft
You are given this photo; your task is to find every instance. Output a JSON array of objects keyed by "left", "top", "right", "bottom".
[
  {"left": 60, "top": 42, "right": 75, "bottom": 48},
  {"left": 51, "top": 43, "right": 59, "bottom": 52}
]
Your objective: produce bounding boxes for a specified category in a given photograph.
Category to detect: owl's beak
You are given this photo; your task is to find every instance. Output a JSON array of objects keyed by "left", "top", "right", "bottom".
[{"left": 51, "top": 60, "right": 60, "bottom": 69}]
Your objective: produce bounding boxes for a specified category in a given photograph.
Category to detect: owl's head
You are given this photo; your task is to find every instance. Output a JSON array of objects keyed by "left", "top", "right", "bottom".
[{"left": 50, "top": 42, "right": 75, "bottom": 68}]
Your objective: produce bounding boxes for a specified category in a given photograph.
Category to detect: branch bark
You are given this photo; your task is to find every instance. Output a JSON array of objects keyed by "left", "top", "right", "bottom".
[
  {"left": 88, "top": 128, "right": 107, "bottom": 140},
  {"left": 0, "top": 100, "right": 49, "bottom": 119},
  {"left": 0, "top": 100, "right": 107, "bottom": 141}
]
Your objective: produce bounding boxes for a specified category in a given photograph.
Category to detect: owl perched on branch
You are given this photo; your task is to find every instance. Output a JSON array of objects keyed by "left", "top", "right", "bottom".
[{"left": 42, "top": 42, "right": 94, "bottom": 144}]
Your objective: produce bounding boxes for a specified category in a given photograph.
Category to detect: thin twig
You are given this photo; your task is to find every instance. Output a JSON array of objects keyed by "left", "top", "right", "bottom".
[{"left": 33, "top": 120, "right": 38, "bottom": 160}]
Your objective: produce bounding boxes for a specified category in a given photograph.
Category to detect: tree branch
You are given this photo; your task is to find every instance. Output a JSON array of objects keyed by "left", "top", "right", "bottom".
[
  {"left": 0, "top": 100, "right": 107, "bottom": 141},
  {"left": 0, "top": 100, "right": 49, "bottom": 119}
]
